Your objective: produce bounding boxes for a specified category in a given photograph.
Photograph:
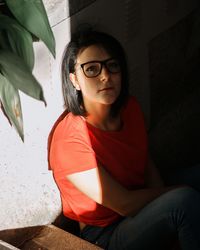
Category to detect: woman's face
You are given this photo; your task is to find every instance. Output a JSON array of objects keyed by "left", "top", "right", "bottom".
[{"left": 70, "top": 44, "right": 121, "bottom": 110}]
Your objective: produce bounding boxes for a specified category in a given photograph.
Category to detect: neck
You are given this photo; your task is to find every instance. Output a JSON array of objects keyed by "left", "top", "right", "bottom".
[{"left": 84, "top": 103, "right": 121, "bottom": 131}]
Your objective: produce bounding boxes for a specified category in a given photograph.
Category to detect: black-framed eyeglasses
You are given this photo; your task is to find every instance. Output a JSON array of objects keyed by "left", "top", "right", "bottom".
[{"left": 80, "top": 58, "right": 121, "bottom": 78}]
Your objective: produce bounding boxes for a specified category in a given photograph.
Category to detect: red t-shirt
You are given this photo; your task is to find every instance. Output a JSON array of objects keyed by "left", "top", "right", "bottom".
[{"left": 49, "top": 96, "right": 148, "bottom": 227}]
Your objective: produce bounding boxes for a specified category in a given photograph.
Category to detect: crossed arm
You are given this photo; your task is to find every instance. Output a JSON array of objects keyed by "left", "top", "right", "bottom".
[{"left": 67, "top": 155, "right": 175, "bottom": 217}]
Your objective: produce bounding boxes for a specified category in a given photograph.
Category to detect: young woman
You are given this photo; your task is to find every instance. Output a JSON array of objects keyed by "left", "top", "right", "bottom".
[{"left": 49, "top": 29, "right": 200, "bottom": 250}]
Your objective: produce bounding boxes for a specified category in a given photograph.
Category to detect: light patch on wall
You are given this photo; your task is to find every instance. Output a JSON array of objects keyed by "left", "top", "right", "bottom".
[{"left": 43, "top": 0, "right": 69, "bottom": 26}]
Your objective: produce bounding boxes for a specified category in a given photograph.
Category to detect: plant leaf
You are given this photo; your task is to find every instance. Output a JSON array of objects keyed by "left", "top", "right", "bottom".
[
  {"left": 0, "top": 50, "right": 46, "bottom": 104},
  {"left": 0, "top": 30, "right": 11, "bottom": 50},
  {"left": 0, "top": 14, "right": 34, "bottom": 70},
  {"left": 0, "top": 72, "right": 24, "bottom": 141},
  {"left": 5, "top": 0, "right": 55, "bottom": 57}
]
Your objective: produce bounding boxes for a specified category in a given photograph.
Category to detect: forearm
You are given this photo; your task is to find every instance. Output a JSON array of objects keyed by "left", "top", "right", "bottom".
[
  {"left": 98, "top": 163, "right": 177, "bottom": 217},
  {"left": 67, "top": 163, "right": 179, "bottom": 218},
  {"left": 116, "top": 186, "right": 175, "bottom": 217}
]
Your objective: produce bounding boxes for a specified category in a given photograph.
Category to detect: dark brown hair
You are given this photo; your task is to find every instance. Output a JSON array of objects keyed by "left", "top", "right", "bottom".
[{"left": 61, "top": 28, "right": 129, "bottom": 117}]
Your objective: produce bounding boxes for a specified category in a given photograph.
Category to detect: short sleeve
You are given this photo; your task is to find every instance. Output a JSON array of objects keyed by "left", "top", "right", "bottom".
[{"left": 49, "top": 114, "right": 98, "bottom": 176}]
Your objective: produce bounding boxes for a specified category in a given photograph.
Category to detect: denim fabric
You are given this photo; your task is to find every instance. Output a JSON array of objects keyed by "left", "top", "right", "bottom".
[
  {"left": 80, "top": 218, "right": 123, "bottom": 249},
  {"left": 80, "top": 165, "right": 200, "bottom": 250}
]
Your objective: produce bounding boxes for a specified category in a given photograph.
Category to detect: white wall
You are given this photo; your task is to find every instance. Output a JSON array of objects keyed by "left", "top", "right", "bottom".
[
  {"left": 0, "top": 0, "right": 70, "bottom": 230},
  {"left": 0, "top": 0, "right": 198, "bottom": 230}
]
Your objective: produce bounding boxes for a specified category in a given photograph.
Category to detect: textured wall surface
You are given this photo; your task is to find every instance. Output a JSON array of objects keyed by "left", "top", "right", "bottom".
[
  {"left": 0, "top": 0, "right": 199, "bottom": 230},
  {"left": 0, "top": 0, "right": 69, "bottom": 230},
  {"left": 149, "top": 9, "right": 200, "bottom": 172}
]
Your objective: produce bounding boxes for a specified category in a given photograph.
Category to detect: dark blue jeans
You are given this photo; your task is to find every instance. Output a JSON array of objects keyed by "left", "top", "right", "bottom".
[{"left": 80, "top": 165, "right": 200, "bottom": 250}]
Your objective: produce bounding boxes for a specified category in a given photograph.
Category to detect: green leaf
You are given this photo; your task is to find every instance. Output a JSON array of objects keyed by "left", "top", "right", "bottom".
[
  {"left": 0, "top": 73, "right": 24, "bottom": 141},
  {"left": 0, "top": 14, "right": 34, "bottom": 70},
  {"left": 0, "top": 50, "right": 46, "bottom": 104},
  {"left": 0, "top": 30, "right": 11, "bottom": 50},
  {"left": 5, "top": 0, "right": 55, "bottom": 57}
]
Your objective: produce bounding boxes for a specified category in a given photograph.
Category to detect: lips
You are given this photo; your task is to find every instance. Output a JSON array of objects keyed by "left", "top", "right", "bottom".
[{"left": 99, "top": 87, "right": 114, "bottom": 92}]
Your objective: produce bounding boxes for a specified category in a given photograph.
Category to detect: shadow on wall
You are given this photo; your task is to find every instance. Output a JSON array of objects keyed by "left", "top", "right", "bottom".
[
  {"left": 66, "top": 0, "right": 200, "bottom": 171},
  {"left": 68, "top": 0, "right": 97, "bottom": 16},
  {"left": 67, "top": 0, "right": 200, "bottom": 173},
  {"left": 148, "top": 9, "right": 200, "bottom": 172}
]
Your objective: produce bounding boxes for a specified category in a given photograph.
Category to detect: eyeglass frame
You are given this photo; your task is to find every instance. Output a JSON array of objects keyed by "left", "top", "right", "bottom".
[{"left": 79, "top": 57, "right": 121, "bottom": 78}]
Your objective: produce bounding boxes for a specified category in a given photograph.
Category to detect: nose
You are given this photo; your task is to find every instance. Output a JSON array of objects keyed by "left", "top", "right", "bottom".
[{"left": 100, "top": 65, "right": 110, "bottom": 82}]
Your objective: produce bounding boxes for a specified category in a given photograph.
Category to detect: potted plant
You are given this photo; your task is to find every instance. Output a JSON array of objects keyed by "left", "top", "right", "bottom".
[{"left": 0, "top": 0, "right": 55, "bottom": 141}]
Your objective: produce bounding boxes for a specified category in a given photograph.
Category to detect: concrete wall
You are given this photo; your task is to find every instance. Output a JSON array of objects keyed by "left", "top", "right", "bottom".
[
  {"left": 0, "top": 0, "right": 199, "bottom": 230},
  {"left": 0, "top": 0, "right": 69, "bottom": 231}
]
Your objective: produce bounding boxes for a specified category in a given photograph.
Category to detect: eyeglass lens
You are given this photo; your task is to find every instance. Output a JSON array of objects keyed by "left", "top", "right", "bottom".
[{"left": 82, "top": 59, "right": 120, "bottom": 78}]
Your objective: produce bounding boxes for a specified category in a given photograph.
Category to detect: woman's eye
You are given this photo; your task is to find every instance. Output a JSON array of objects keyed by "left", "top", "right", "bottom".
[
  {"left": 84, "top": 64, "right": 100, "bottom": 76},
  {"left": 85, "top": 66, "right": 98, "bottom": 72},
  {"left": 107, "top": 61, "right": 120, "bottom": 71}
]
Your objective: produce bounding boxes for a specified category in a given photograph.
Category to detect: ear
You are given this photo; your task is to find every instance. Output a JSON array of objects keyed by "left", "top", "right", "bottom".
[{"left": 69, "top": 73, "right": 81, "bottom": 90}]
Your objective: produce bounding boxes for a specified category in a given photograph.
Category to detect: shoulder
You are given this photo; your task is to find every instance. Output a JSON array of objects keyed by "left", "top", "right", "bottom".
[
  {"left": 48, "top": 112, "right": 89, "bottom": 164},
  {"left": 53, "top": 112, "right": 87, "bottom": 141},
  {"left": 49, "top": 112, "right": 95, "bottom": 173},
  {"left": 123, "top": 95, "right": 142, "bottom": 113},
  {"left": 122, "top": 96, "right": 147, "bottom": 128}
]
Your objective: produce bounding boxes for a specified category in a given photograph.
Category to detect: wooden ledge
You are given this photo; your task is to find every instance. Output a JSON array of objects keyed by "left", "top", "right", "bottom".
[{"left": 0, "top": 225, "right": 103, "bottom": 250}]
